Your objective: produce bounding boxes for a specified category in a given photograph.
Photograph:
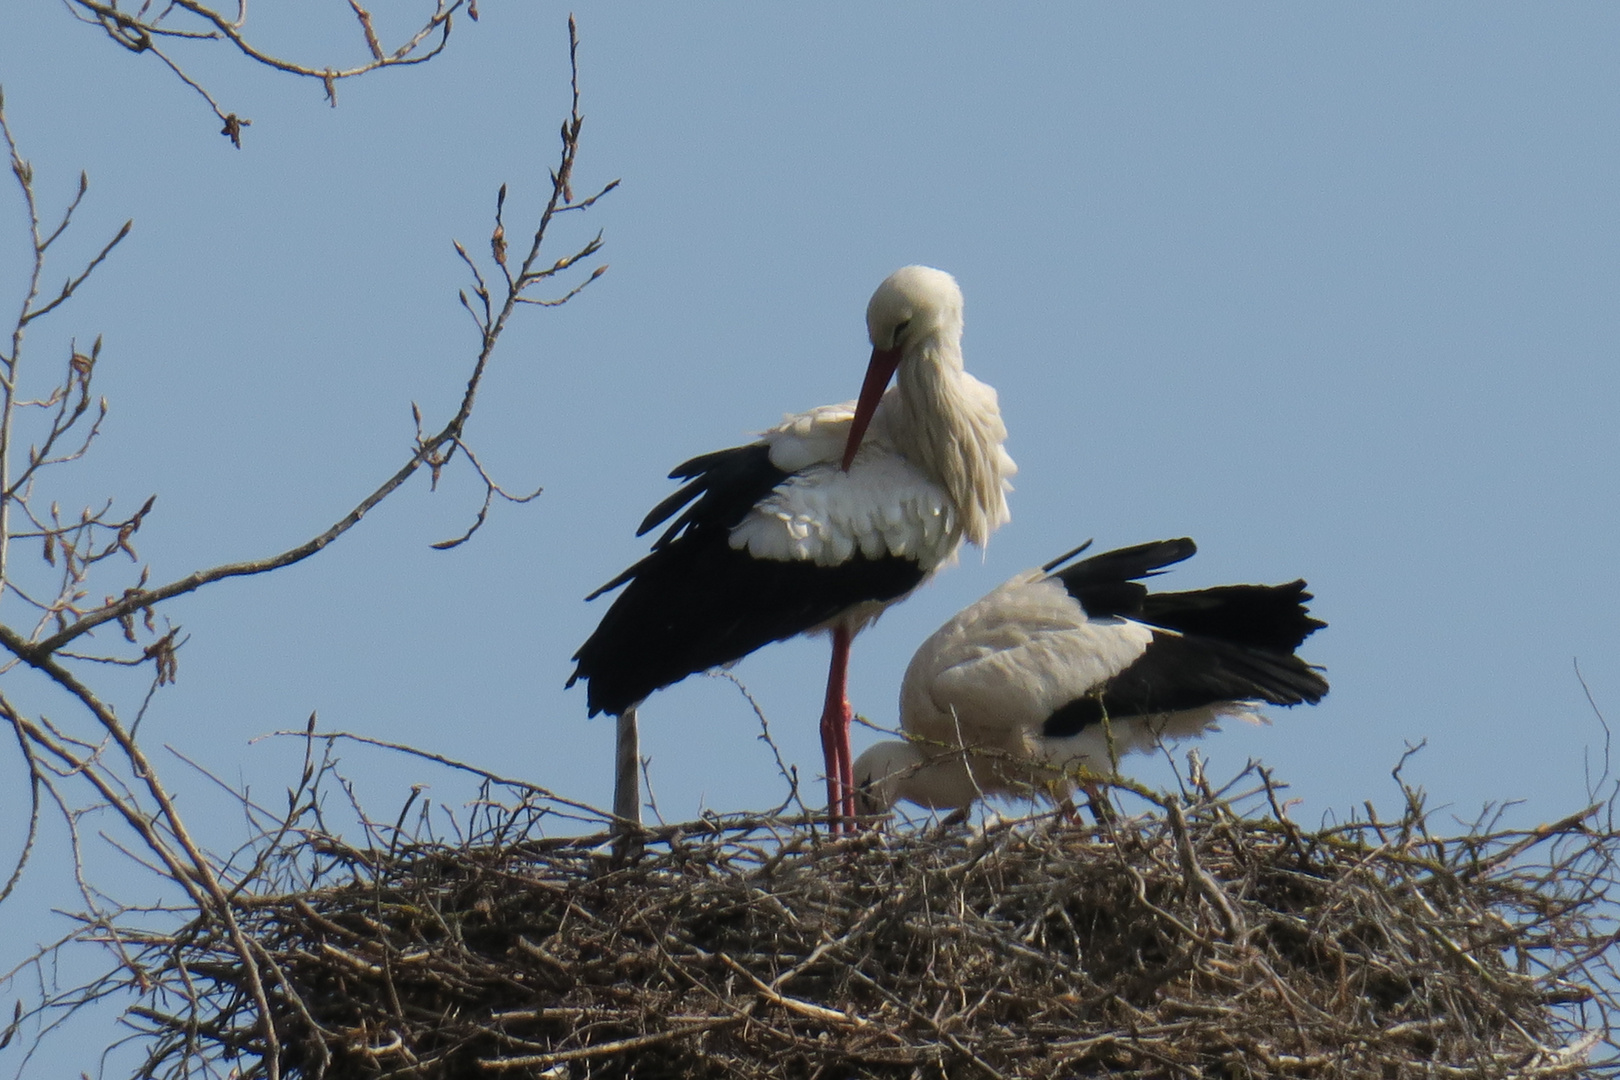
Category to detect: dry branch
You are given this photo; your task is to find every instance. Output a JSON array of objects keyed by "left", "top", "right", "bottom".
[
  {"left": 62, "top": 761, "right": 1620, "bottom": 1080},
  {"left": 62, "top": 0, "right": 469, "bottom": 142},
  {"left": 0, "top": 19, "right": 612, "bottom": 1080},
  {"left": 0, "top": 17, "right": 611, "bottom": 674}
]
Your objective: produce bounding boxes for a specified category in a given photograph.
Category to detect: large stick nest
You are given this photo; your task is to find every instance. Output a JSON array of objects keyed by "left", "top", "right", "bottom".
[{"left": 120, "top": 766, "right": 1617, "bottom": 1079}]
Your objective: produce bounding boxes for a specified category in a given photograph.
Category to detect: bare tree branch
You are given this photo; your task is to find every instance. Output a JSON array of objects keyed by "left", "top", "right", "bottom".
[
  {"left": 0, "top": 17, "right": 613, "bottom": 1077},
  {"left": 62, "top": 0, "right": 467, "bottom": 142},
  {"left": 1, "top": 16, "right": 612, "bottom": 664}
]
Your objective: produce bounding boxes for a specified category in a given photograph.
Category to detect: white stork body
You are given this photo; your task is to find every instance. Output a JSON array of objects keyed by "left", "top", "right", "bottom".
[
  {"left": 854, "top": 539, "right": 1328, "bottom": 817},
  {"left": 570, "top": 267, "right": 1015, "bottom": 829}
]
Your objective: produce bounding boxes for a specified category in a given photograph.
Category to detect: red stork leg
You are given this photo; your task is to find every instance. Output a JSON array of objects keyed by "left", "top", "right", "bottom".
[
  {"left": 840, "top": 706, "right": 858, "bottom": 827},
  {"left": 820, "top": 623, "right": 855, "bottom": 833},
  {"left": 1080, "top": 780, "right": 1116, "bottom": 825}
]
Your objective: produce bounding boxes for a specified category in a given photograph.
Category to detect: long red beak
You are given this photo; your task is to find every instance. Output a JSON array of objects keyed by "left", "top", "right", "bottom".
[{"left": 842, "top": 345, "right": 902, "bottom": 471}]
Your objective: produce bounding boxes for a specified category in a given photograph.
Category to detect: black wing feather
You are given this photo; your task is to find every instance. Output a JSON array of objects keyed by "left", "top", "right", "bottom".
[
  {"left": 1042, "top": 632, "right": 1328, "bottom": 739},
  {"left": 585, "top": 444, "right": 785, "bottom": 602},
  {"left": 1140, "top": 581, "right": 1326, "bottom": 652},
  {"left": 571, "top": 443, "right": 927, "bottom": 716},
  {"left": 636, "top": 443, "right": 786, "bottom": 546},
  {"left": 572, "top": 542, "right": 925, "bottom": 717},
  {"left": 1036, "top": 537, "right": 1328, "bottom": 740},
  {"left": 1048, "top": 537, "right": 1197, "bottom": 619}
]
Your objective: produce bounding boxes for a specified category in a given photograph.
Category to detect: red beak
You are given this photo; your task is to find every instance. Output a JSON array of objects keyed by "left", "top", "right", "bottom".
[{"left": 842, "top": 345, "right": 903, "bottom": 471}]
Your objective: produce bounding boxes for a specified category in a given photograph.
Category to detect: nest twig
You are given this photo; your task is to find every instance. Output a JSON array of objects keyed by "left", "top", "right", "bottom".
[{"left": 96, "top": 760, "right": 1619, "bottom": 1079}]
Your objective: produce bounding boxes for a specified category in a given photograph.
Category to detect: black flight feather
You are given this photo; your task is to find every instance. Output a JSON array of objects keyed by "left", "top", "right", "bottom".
[
  {"left": 1048, "top": 537, "right": 1197, "bottom": 620},
  {"left": 585, "top": 444, "right": 786, "bottom": 602},
  {"left": 637, "top": 443, "right": 787, "bottom": 546},
  {"left": 1140, "top": 581, "right": 1326, "bottom": 653},
  {"left": 1042, "top": 632, "right": 1329, "bottom": 739},
  {"left": 571, "top": 442, "right": 926, "bottom": 717},
  {"left": 1034, "top": 537, "right": 1327, "bottom": 740}
]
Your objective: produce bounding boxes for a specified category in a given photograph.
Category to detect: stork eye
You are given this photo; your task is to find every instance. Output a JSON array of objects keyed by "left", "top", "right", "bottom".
[{"left": 891, "top": 319, "right": 911, "bottom": 348}]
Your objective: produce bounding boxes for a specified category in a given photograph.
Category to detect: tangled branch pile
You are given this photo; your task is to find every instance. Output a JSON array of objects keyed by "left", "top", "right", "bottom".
[{"left": 115, "top": 767, "right": 1616, "bottom": 1079}]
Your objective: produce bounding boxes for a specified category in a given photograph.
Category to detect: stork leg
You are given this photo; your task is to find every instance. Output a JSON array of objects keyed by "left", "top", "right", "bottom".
[
  {"left": 1081, "top": 780, "right": 1116, "bottom": 825},
  {"left": 611, "top": 705, "right": 644, "bottom": 862},
  {"left": 613, "top": 706, "right": 642, "bottom": 829},
  {"left": 820, "top": 624, "right": 855, "bottom": 833}
]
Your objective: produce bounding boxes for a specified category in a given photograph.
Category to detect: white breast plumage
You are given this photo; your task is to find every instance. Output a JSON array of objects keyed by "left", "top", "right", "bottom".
[
  {"left": 729, "top": 394, "right": 961, "bottom": 570},
  {"left": 730, "top": 453, "right": 956, "bottom": 568}
]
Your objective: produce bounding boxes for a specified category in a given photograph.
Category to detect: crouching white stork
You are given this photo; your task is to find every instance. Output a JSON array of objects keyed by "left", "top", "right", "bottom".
[
  {"left": 853, "top": 538, "right": 1328, "bottom": 818},
  {"left": 569, "top": 266, "right": 1016, "bottom": 830}
]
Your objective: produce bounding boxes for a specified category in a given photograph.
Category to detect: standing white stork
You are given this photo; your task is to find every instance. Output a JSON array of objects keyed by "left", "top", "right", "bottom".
[
  {"left": 853, "top": 538, "right": 1328, "bottom": 817},
  {"left": 569, "top": 266, "right": 1015, "bottom": 830}
]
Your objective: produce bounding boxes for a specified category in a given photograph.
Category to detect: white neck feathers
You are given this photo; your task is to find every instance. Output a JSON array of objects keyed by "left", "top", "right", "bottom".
[{"left": 891, "top": 338, "right": 1013, "bottom": 550}]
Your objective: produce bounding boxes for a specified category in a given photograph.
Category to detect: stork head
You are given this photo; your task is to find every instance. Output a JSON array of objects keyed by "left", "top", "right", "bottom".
[
  {"left": 842, "top": 266, "right": 965, "bottom": 471},
  {"left": 865, "top": 265, "right": 964, "bottom": 352},
  {"left": 853, "top": 738, "right": 982, "bottom": 816},
  {"left": 851, "top": 741, "right": 913, "bottom": 816}
]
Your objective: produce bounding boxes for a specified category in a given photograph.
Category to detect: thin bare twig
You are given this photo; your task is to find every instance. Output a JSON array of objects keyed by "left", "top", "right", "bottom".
[
  {"left": 0, "top": 20, "right": 613, "bottom": 1079},
  {"left": 4, "top": 18, "right": 611, "bottom": 663},
  {"left": 63, "top": 0, "right": 466, "bottom": 142}
]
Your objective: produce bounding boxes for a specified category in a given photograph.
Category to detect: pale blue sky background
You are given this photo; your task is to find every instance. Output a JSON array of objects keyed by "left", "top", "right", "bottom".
[{"left": 2, "top": 4, "right": 1618, "bottom": 1072}]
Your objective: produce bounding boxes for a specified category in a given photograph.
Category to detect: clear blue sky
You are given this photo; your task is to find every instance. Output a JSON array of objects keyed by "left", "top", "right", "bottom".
[{"left": 2, "top": 4, "right": 1618, "bottom": 1071}]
